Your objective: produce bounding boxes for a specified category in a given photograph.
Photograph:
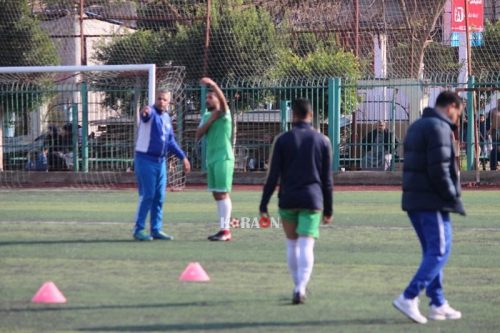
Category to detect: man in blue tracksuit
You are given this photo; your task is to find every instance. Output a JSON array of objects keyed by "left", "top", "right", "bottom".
[
  {"left": 393, "top": 91, "right": 465, "bottom": 324},
  {"left": 133, "top": 89, "right": 191, "bottom": 241}
]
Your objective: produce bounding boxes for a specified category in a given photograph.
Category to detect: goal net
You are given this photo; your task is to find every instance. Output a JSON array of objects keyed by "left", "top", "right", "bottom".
[{"left": 0, "top": 64, "right": 188, "bottom": 190}]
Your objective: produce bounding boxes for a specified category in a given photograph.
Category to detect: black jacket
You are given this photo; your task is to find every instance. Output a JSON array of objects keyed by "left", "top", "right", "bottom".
[
  {"left": 363, "top": 129, "right": 399, "bottom": 152},
  {"left": 259, "top": 122, "right": 333, "bottom": 216},
  {"left": 402, "top": 107, "right": 465, "bottom": 215}
]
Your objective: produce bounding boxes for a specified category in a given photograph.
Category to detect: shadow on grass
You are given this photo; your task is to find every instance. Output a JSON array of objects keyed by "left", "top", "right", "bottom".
[
  {"left": 79, "top": 318, "right": 407, "bottom": 331},
  {"left": 0, "top": 239, "right": 137, "bottom": 246},
  {"left": 0, "top": 301, "right": 226, "bottom": 313}
]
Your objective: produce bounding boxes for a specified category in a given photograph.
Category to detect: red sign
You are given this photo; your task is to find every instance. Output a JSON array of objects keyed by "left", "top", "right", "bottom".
[{"left": 451, "top": 0, "right": 484, "bottom": 32}]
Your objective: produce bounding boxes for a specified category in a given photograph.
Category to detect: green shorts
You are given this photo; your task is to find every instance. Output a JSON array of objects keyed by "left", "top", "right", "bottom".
[
  {"left": 207, "top": 159, "right": 234, "bottom": 193},
  {"left": 279, "top": 209, "right": 322, "bottom": 238}
]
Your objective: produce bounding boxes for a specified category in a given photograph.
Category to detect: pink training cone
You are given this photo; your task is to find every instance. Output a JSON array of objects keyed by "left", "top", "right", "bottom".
[
  {"left": 31, "top": 281, "right": 67, "bottom": 304},
  {"left": 179, "top": 262, "right": 210, "bottom": 282}
]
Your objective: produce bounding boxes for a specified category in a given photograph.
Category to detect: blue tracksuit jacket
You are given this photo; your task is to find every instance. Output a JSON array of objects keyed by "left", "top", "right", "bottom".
[{"left": 135, "top": 106, "right": 185, "bottom": 161}]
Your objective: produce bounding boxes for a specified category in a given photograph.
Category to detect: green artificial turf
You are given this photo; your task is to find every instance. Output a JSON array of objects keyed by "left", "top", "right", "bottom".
[{"left": 0, "top": 189, "right": 499, "bottom": 332}]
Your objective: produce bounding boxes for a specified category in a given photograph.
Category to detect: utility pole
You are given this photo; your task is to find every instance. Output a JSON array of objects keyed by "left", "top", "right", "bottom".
[
  {"left": 202, "top": 0, "right": 212, "bottom": 76},
  {"left": 79, "top": 0, "right": 86, "bottom": 65},
  {"left": 354, "top": 0, "right": 360, "bottom": 58}
]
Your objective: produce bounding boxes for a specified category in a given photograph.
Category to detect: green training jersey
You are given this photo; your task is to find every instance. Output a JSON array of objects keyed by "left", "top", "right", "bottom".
[{"left": 200, "top": 109, "right": 235, "bottom": 164}]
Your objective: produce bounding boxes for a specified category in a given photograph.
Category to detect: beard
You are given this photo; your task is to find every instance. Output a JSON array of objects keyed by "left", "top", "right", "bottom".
[{"left": 207, "top": 105, "right": 216, "bottom": 111}]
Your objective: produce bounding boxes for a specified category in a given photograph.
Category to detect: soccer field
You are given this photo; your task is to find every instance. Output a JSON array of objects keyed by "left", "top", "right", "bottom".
[{"left": 1, "top": 189, "right": 499, "bottom": 333}]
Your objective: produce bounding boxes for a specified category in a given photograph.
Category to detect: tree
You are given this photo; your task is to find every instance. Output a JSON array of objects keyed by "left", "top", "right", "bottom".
[
  {"left": 271, "top": 41, "right": 361, "bottom": 115},
  {"left": 0, "top": 0, "right": 59, "bottom": 67},
  {"left": 96, "top": 0, "right": 283, "bottom": 83},
  {"left": 394, "top": 0, "right": 449, "bottom": 79},
  {"left": 0, "top": 0, "right": 59, "bottom": 170}
]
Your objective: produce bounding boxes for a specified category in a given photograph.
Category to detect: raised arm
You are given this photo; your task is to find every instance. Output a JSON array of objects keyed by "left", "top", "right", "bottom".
[{"left": 200, "top": 77, "right": 229, "bottom": 112}]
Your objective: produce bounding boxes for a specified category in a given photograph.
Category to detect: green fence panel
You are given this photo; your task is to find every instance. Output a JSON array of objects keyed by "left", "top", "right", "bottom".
[{"left": 466, "top": 76, "right": 476, "bottom": 171}]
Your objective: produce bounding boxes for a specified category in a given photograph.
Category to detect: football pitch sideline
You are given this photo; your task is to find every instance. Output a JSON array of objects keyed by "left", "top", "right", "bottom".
[{"left": 0, "top": 189, "right": 499, "bottom": 333}]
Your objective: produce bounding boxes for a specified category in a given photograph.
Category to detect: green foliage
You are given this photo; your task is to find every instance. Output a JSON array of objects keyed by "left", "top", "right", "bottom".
[
  {"left": 98, "top": 0, "right": 281, "bottom": 83},
  {"left": 207, "top": 2, "right": 282, "bottom": 81},
  {"left": 272, "top": 48, "right": 360, "bottom": 80},
  {"left": 95, "top": 29, "right": 168, "bottom": 65},
  {"left": 0, "top": 0, "right": 59, "bottom": 115},
  {"left": 473, "top": 20, "right": 500, "bottom": 79},
  {"left": 0, "top": 0, "right": 59, "bottom": 67},
  {"left": 271, "top": 41, "right": 361, "bottom": 114}
]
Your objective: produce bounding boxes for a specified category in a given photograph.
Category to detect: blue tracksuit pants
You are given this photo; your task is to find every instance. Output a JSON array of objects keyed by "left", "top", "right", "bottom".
[
  {"left": 403, "top": 211, "right": 452, "bottom": 307},
  {"left": 133, "top": 154, "right": 167, "bottom": 234}
]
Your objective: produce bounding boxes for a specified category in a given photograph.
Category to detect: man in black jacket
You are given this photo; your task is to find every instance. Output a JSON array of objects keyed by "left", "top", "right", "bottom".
[
  {"left": 361, "top": 120, "right": 399, "bottom": 170},
  {"left": 393, "top": 91, "right": 465, "bottom": 324},
  {"left": 259, "top": 99, "right": 333, "bottom": 305}
]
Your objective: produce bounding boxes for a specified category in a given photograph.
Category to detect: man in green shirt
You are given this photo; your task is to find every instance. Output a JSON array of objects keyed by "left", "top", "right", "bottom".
[{"left": 196, "top": 77, "right": 235, "bottom": 241}]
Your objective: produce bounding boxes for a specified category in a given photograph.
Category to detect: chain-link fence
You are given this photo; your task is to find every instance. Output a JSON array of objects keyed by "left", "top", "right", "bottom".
[
  {"left": 0, "top": 65, "right": 188, "bottom": 187},
  {"left": 1, "top": 1, "right": 500, "bottom": 186}
]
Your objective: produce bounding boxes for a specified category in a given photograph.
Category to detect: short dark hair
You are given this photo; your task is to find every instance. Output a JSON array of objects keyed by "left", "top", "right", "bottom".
[
  {"left": 435, "top": 91, "right": 463, "bottom": 109},
  {"left": 292, "top": 99, "right": 312, "bottom": 119}
]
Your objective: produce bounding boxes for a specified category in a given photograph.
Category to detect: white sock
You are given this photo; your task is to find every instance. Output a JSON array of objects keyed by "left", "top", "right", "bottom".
[
  {"left": 217, "top": 198, "right": 232, "bottom": 230},
  {"left": 286, "top": 239, "right": 299, "bottom": 286},
  {"left": 296, "top": 236, "right": 315, "bottom": 295}
]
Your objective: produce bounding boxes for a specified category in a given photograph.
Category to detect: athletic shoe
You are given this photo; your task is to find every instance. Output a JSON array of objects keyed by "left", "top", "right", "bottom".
[
  {"left": 392, "top": 294, "right": 428, "bottom": 324},
  {"left": 292, "top": 291, "right": 306, "bottom": 305},
  {"left": 133, "top": 230, "right": 153, "bottom": 241},
  {"left": 428, "top": 302, "right": 462, "bottom": 321},
  {"left": 151, "top": 231, "right": 174, "bottom": 240},
  {"left": 208, "top": 230, "right": 232, "bottom": 241}
]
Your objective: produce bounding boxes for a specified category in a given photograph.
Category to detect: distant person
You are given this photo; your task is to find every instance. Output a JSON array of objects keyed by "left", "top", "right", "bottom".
[
  {"left": 490, "top": 106, "right": 500, "bottom": 171},
  {"left": 133, "top": 89, "right": 191, "bottom": 241},
  {"left": 25, "top": 148, "right": 48, "bottom": 171},
  {"left": 393, "top": 91, "right": 465, "bottom": 324},
  {"left": 44, "top": 125, "right": 67, "bottom": 171},
  {"left": 361, "top": 120, "right": 399, "bottom": 170},
  {"left": 259, "top": 99, "right": 333, "bottom": 305},
  {"left": 195, "top": 77, "right": 235, "bottom": 242},
  {"left": 478, "top": 113, "right": 491, "bottom": 170}
]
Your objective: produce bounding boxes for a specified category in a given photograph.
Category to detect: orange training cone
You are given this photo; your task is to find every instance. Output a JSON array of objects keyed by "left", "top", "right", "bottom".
[
  {"left": 31, "top": 281, "right": 67, "bottom": 304},
  {"left": 179, "top": 262, "right": 210, "bottom": 282}
]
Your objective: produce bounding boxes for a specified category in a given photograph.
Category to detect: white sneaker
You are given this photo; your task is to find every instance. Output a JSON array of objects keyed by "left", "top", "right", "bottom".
[
  {"left": 392, "top": 294, "right": 428, "bottom": 324},
  {"left": 429, "top": 301, "right": 462, "bottom": 320}
]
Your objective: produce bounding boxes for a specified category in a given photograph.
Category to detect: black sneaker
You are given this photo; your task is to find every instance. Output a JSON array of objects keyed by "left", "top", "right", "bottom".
[
  {"left": 207, "top": 230, "right": 232, "bottom": 241},
  {"left": 292, "top": 292, "right": 306, "bottom": 305}
]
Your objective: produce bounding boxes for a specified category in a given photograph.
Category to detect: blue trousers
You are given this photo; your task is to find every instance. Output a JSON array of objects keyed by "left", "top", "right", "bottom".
[
  {"left": 134, "top": 154, "right": 167, "bottom": 234},
  {"left": 403, "top": 211, "right": 452, "bottom": 307}
]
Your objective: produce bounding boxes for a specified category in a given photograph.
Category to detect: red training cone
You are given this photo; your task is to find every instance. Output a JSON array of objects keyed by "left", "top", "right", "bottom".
[
  {"left": 31, "top": 281, "right": 67, "bottom": 304},
  {"left": 179, "top": 262, "right": 210, "bottom": 282}
]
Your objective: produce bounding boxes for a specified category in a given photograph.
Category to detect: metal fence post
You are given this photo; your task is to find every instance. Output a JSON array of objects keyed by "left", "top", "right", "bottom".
[
  {"left": 280, "top": 100, "right": 290, "bottom": 132},
  {"left": 81, "top": 81, "right": 89, "bottom": 172},
  {"left": 71, "top": 103, "right": 79, "bottom": 172},
  {"left": 328, "top": 78, "right": 341, "bottom": 171},
  {"left": 175, "top": 100, "right": 184, "bottom": 174},
  {"left": 466, "top": 75, "right": 475, "bottom": 171},
  {"left": 390, "top": 89, "right": 398, "bottom": 171},
  {"left": 200, "top": 84, "right": 207, "bottom": 172}
]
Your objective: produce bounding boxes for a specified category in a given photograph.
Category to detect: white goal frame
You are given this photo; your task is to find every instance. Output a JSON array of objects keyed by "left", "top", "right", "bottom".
[{"left": 0, "top": 64, "right": 157, "bottom": 103}]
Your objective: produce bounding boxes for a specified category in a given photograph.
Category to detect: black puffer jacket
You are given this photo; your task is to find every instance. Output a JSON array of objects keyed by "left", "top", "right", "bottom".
[{"left": 402, "top": 107, "right": 466, "bottom": 215}]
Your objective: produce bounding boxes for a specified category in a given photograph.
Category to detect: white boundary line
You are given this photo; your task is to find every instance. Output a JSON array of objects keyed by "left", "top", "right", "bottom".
[{"left": 1, "top": 221, "right": 500, "bottom": 232}]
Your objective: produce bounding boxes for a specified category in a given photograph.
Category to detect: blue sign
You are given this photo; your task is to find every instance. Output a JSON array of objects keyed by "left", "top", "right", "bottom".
[{"left": 450, "top": 32, "right": 483, "bottom": 47}]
